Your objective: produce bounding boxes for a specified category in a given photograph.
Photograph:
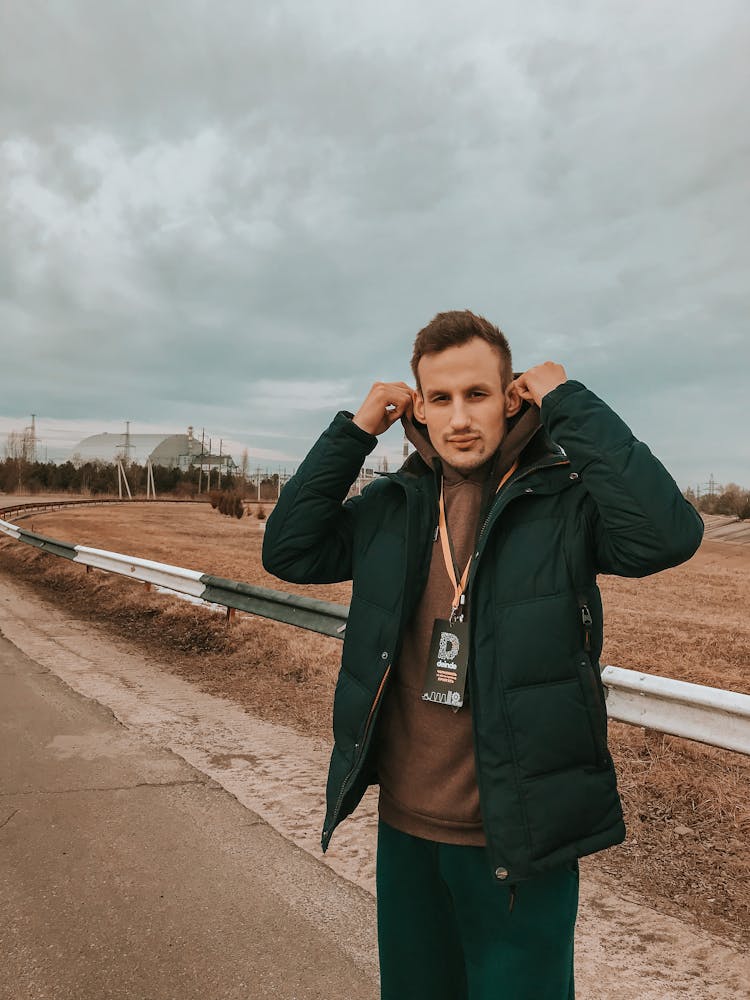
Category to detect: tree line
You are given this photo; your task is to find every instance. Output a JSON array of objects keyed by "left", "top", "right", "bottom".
[
  {"left": 0, "top": 455, "right": 282, "bottom": 500},
  {"left": 2, "top": 451, "right": 748, "bottom": 520},
  {"left": 683, "top": 483, "right": 750, "bottom": 519}
]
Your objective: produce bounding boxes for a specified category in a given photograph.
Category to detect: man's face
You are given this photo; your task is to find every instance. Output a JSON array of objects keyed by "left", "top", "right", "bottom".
[{"left": 413, "top": 337, "right": 521, "bottom": 473}]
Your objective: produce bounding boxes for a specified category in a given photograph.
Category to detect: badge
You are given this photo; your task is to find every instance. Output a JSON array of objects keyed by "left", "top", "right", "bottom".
[{"left": 421, "top": 617, "right": 469, "bottom": 710}]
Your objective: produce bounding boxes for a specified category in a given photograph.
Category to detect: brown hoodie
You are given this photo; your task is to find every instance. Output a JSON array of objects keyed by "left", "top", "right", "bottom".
[{"left": 375, "top": 404, "right": 541, "bottom": 844}]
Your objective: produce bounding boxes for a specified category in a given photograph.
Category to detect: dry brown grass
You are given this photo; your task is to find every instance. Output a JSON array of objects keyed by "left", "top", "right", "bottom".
[
  {"left": 2, "top": 502, "right": 749, "bottom": 944},
  {"left": 606, "top": 724, "right": 749, "bottom": 935}
]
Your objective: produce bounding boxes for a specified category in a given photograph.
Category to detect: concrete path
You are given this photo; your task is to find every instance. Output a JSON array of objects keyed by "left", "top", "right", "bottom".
[
  {"left": 0, "top": 634, "right": 379, "bottom": 1000},
  {"left": 1, "top": 570, "right": 749, "bottom": 1000}
]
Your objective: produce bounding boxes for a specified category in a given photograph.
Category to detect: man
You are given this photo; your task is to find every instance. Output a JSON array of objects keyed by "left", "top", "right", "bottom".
[{"left": 262, "top": 310, "right": 703, "bottom": 999}]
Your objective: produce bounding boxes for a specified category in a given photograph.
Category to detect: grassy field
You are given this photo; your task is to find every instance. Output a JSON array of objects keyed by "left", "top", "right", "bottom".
[{"left": 1, "top": 500, "right": 748, "bottom": 944}]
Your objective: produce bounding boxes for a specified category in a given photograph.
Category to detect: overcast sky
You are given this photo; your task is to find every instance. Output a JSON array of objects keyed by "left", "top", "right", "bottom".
[{"left": 1, "top": 1, "right": 748, "bottom": 488}]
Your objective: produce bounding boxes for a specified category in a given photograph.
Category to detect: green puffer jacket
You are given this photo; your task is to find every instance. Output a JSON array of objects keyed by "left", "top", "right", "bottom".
[{"left": 262, "top": 380, "right": 704, "bottom": 884}]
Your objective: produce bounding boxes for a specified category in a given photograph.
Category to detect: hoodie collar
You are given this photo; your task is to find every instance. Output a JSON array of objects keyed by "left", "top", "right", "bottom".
[{"left": 398, "top": 397, "right": 551, "bottom": 491}]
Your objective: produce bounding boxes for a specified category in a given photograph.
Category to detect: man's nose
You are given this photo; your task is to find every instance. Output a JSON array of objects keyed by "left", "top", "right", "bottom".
[{"left": 449, "top": 402, "right": 471, "bottom": 430}]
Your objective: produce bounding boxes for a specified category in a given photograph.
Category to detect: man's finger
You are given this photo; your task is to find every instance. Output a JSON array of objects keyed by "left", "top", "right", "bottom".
[
  {"left": 384, "top": 386, "right": 413, "bottom": 408},
  {"left": 512, "top": 374, "right": 533, "bottom": 400},
  {"left": 386, "top": 392, "right": 412, "bottom": 424}
]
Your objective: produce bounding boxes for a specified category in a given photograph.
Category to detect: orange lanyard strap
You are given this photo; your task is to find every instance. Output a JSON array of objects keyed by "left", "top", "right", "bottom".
[{"left": 438, "top": 460, "right": 518, "bottom": 618}]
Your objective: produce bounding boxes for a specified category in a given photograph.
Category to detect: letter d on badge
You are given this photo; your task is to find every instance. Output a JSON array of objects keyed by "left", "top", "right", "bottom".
[{"left": 438, "top": 631, "right": 460, "bottom": 661}]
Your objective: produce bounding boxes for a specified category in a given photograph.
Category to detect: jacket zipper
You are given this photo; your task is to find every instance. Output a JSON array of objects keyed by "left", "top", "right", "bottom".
[
  {"left": 577, "top": 597, "right": 608, "bottom": 763},
  {"left": 324, "top": 478, "right": 419, "bottom": 843},
  {"left": 580, "top": 601, "right": 593, "bottom": 652},
  {"left": 466, "top": 455, "right": 570, "bottom": 876}
]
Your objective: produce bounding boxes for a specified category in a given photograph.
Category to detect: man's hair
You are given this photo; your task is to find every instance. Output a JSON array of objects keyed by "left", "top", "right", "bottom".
[{"left": 411, "top": 310, "right": 513, "bottom": 390}]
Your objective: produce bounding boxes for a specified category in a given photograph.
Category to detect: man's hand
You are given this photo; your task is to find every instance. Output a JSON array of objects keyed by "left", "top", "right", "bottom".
[
  {"left": 512, "top": 362, "right": 567, "bottom": 408},
  {"left": 352, "top": 381, "right": 414, "bottom": 436}
]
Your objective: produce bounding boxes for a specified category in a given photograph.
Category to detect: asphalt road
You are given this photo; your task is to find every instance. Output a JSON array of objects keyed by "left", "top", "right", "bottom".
[{"left": 0, "top": 632, "right": 379, "bottom": 1000}]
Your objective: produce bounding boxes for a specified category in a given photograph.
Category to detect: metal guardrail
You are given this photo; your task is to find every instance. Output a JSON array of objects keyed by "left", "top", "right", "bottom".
[
  {"left": 0, "top": 506, "right": 748, "bottom": 754},
  {"left": 0, "top": 497, "right": 211, "bottom": 522},
  {"left": 69, "top": 543, "right": 348, "bottom": 637},
  {"left": 0, "top": 509, "right": 347, "bottom": 639},
  {"left": 601, "top": 666, "right": 750, "bottom": 755}
]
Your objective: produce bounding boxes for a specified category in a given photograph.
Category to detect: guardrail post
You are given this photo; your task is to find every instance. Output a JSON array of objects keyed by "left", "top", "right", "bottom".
[{"left": 225, "top": 606, "right": 236, "bottom": 625}]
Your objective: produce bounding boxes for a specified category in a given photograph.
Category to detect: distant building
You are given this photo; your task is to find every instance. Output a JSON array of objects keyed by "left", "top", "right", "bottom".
[{"left": 69, "top": 427, "right": 237, "bottom": 472}]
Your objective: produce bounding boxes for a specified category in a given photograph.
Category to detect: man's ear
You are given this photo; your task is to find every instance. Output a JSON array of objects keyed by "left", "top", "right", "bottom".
[
  {"left": 413, "top": 389, "right": 425, "bottom": 423},
  {"left": 505, "top": 381, "right": 522, "bottom": 417}
]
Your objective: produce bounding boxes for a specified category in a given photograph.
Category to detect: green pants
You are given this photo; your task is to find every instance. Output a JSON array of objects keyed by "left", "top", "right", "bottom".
[{"left": 376, "top": 820, "right": 578, "bottom": 1000}]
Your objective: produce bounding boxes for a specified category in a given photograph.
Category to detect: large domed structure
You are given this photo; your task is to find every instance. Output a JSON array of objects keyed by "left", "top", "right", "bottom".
[{"left": 69, "top": 427, "right": 236, "bottom": 471}]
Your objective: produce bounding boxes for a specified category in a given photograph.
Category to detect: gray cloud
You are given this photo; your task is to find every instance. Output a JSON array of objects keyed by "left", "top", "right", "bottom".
[{"left": 0, "top": 0, "right": 748, "bottom": 486}]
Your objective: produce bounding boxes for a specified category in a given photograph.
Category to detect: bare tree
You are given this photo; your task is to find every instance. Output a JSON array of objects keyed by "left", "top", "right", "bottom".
[
  {"left": 717, "top": 483, "right": 750, "bottom": 519},
  {"left": 4, "top": 429, "right": 33, "bottom": 462},
  {"left": 4, "top": 429, "right": 35, "bottom": 491}
]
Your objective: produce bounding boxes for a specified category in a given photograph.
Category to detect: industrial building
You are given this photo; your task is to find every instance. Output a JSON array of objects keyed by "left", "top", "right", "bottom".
[{"left": 69, "top": 426, "right": 236, "bottom": 472}]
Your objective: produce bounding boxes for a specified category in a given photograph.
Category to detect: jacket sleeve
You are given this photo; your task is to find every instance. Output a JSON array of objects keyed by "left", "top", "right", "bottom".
[
  {"left": 540, "top": 380, "right": 704, "bottom": 577},
  {"left": 261, "top": 411, "right": 378, "bottom": 584}
]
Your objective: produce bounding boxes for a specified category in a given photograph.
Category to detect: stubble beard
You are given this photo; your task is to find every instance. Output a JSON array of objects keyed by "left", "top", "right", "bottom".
[
  {"left": 439, "top": 422, "right": 507, "bottom": 474},
  {"left": 440, "top": 440, "right": 488, "bottom": 473}
]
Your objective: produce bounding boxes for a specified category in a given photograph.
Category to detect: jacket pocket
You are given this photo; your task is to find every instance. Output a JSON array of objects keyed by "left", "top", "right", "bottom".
[{"left": 575, "top": 652, "right": 609, "bottom": 768}]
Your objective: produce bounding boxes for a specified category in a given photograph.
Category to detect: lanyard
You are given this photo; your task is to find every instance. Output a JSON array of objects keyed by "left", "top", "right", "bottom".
[{"left": 438, "top": 460, "right": 518, "bottom": 622}]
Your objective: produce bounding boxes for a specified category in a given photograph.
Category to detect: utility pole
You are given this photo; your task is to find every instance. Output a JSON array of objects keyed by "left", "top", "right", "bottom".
[
  {"left": 22, "top": 414, "right": 38, "bottom": 464},
  {"left": 123, "top": 420, "right": 134, "bottom": 466},
  {"left": 198, "top": 428, "right": 205, "bottom": 494}
]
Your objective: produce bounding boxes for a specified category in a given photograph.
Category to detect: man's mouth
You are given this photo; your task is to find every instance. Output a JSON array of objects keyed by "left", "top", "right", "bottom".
[{"left": 448, "top": 435, "right": 479, "bottom": 446}]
